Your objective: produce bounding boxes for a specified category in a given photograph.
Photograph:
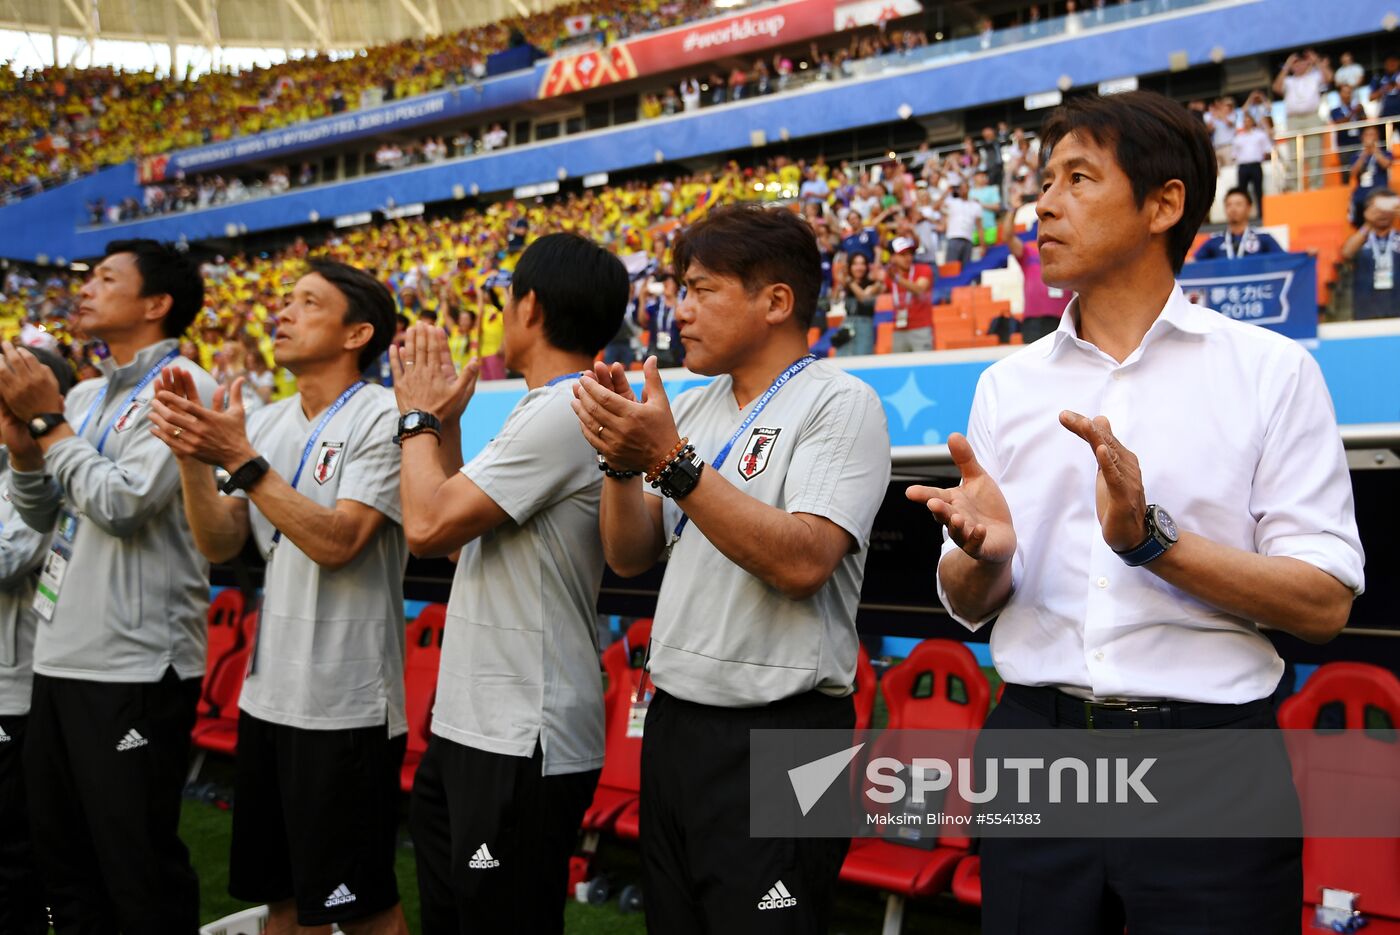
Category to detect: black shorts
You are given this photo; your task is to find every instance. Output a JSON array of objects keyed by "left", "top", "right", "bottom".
[
  {"left": 228, "top": 711, "right": 406, "bottom": 926},
  {"left": 409, "top": 735, "right": 600, "bottom": 935}
]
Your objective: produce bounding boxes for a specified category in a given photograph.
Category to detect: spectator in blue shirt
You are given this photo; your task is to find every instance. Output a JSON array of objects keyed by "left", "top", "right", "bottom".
[
  {"left": 1192, "top": 188, "right": 1284, "bottom": 260},
  {"left": 1349, "top": 127, "right": 1393, "bottom": 227},
  {"left": 635, "top": 272, "right": 684, "bottom": 368},
  {"left": 1370, "top": 55, "right": 1400, "bottom": 118},
  {"left": 839, "top": 220, "right": 879, "bottom": 263},
  {"left": 1331, "top": 84, "right": 1367, "bottom": 180}
]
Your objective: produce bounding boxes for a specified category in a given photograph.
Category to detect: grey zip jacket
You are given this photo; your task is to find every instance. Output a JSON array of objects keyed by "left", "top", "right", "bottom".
[{"left": 9, "top": 339, "right": 219, "bottom": 683}]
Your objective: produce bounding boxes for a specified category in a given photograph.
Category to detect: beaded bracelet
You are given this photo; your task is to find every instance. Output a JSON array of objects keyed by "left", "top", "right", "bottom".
[
  {"left": 649, "top": 444, "right": 696, "bottom": 489},
  {"left": 596, "top": 454, "right": 640, "bottom": 479},
  {"left": 645, "top": 436, "right": 689, "bottom": 484}
]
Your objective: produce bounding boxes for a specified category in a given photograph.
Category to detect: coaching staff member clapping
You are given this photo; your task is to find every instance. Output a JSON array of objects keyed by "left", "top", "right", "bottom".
[
  {"left": 574, "top": 204, "right": 890, "bottom": 933},
  {"left": 150, "top": 260, "right": 408, "bottom": 934},
  {"left": 910, "top": 91, "right": 1364, "bottom": 934},
  {"left": 0, "top": 239, "right": 216, "bottom": 932},
  {"left": 394, "top": 233, "right": 628, "bottom": 935}
]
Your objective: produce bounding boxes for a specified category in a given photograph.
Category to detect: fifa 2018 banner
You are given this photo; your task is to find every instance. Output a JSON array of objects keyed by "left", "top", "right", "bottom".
[
  {"left": 1178, "top": 252, "right": 1319, "bottom": 342},
  {"left": 539, "top": 0, "right": 856, "bottom": 99}
]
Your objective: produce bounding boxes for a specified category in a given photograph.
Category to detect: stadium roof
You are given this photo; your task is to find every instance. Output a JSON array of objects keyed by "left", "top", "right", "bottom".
[{"left": 2, "top": 0, "right": 571, "bottom": 57}]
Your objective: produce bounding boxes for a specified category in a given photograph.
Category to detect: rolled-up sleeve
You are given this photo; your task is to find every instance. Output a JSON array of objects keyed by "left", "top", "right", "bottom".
[{"left": 1250, "top": 346, "right": 1365, "bottom": 595}]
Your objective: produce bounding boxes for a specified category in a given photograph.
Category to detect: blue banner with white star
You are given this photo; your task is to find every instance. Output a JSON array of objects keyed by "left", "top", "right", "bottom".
[{"left": 457, "top": 322, "right": 1396, "bottom": 456}]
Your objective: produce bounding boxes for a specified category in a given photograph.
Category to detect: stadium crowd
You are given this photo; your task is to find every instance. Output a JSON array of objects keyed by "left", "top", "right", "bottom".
[{"left": 1, "top": 0, "right": 727, "bottom": 199}]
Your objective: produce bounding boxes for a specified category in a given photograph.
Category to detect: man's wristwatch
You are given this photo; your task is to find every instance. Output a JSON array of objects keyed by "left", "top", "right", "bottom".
[
  {"left": 27, "top": 413, "right": 65, "bottom": 439},
  {"left": 394, "top": 410, "right": 443, "bottom": 445},
  {"left": 1114, "top": 504, "right": 1179, "bottom": 567},
  {"left": 654, "top": 445, "right": 704, "bottom": 500},
  {"left": 220, "top": 456, "right": 271, "bottom": 494}
]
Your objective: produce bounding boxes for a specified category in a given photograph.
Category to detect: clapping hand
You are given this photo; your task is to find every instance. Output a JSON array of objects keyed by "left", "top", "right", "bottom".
[
  {"left": 572, "top": 356, "right": 679, "bottom": 474},
  {"left": 906, "top": 433, "right": 1016, "bottom": 563},
  {"left": 1058, "top": 411, "right": 1148, "bottom": 551}
]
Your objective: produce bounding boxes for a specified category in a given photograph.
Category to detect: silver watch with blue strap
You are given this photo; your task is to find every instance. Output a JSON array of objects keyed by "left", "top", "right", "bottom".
[{"left": 1114, "top": 504, "right": 1179, "bottom": 567}]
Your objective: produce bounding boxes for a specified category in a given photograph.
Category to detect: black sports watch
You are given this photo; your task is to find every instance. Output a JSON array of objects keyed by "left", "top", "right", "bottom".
[
  {"left": 27, "top": 413, "right": 66, "bottom": 439},
  {"left": 1114, "top": 504, "right": 1179, "bottom": 567},
  {"left": 656, "top": 448, "right": 704, "bottom": 500},
  {"left": 220, "top": 456, "right": 271, "bottom": 494},
  {"left": 394, "top": 410, "right": 443, "bottom": 445}
]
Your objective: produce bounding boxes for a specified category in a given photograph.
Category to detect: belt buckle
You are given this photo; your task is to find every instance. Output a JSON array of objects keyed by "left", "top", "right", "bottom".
[{"left": 1084, "top": 698, "right": 1160, "bottom": 731}]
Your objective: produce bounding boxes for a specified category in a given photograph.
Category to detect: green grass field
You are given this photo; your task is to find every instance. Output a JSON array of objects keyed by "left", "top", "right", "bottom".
[{"left": 183, "top": 670, "right": 998, "bottom": 934}]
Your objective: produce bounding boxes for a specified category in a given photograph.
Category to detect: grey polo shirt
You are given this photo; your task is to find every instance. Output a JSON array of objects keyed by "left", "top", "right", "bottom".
[
  {"left": 9, "top": 339, "right": 218, "bottom": 683},
  {"left": 0, "top": 454, "right": 53, "bottom": 716},
  {"left": 432, "top": 381, "right": 606, "bottom": 776},
  {"left": 645, "top": 360, "right": 890, "bottom": 707},
  {"left": 232, "top": 385, "right": 408, "bottom": 736}
]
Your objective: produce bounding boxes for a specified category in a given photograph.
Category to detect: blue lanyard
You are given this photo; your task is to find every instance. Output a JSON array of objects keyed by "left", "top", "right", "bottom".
[
  {"left": 671, "top": 354, "right": 817, "bottom": 541},
  {"left": 78, "top": 348, "right": 182, "bottom": 455},
  {"left": 545, "top": 372, "right": 580, "bottom": 387},
  {"left": 271, "top": 381, "right": 366, "bottom": 544}
]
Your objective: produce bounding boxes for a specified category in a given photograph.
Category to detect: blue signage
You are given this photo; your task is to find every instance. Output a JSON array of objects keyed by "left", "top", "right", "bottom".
[
  {"left": 1178, "top": 252, "right": 1318, "bottom": 342},
  {"left": 159, "top": 70, "right": 539, "bottom": 177}
]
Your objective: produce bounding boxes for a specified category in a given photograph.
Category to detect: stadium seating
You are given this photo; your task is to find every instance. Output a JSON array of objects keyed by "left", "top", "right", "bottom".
[
  {"left": 839, "top": 639, "right": 991, "bottom": 935},
  {"left": 188, "top": 610, "right": 258, "bottom": 783},
  {"left": 1278, "top": 662, "right": 1400, "bottom": 930},
  {"left": 400, "top": 603, "right": 447, "bottom": 793},
  {"left": 587, "top": 618, "right": 652, "bottom": 841},
  {"left": 196, "top": 588, "right": 245, "bottom": 719}
]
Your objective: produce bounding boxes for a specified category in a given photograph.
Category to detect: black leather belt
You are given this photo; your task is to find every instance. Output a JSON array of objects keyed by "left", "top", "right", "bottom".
[{"left": 1003, "top": 683, "right": 1272, "bottom": 730}]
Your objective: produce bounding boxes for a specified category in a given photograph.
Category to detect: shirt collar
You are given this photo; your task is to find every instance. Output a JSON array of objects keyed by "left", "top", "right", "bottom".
[
  {"left": 97, "top": 338, "right": 181, "bottom": 389},
  {"left": 1043, "top": 285, "right": 1216, "bottom": 361}
]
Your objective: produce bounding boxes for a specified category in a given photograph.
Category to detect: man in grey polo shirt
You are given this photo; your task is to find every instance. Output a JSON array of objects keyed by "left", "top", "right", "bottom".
[
  {"left": 392, "top": 233, "right": 627, "bottom": 935},
  {"left": 150, "top": 259, "right": 408, "bottom": 934},
  {"left": 574, "top": 204, "right": 890, "bottom": 933},
  {"left": 0, "top": 348, "right": 73, "bottom": 935},
  {"left": 0, "top": 239, "right": 213, "bottom": 933}
]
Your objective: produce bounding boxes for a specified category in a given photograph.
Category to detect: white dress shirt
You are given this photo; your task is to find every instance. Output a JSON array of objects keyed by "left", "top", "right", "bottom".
[{"left": 937, "top": 287, "right": 1364, "bottom": 704}]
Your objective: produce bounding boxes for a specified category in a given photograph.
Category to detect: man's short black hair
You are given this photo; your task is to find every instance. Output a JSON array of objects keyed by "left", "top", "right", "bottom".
[
  {"left": 672, "top": 204, "right": 822, "bottom": 328},
  {"left": 103, "top": 239, "right": 205, "bottom": 338},
  {"left": 1040, "top": 91, "right": 1217, "bottom": 274},
  {"left": 1224, "top": 186, "right": 1252, "bottom": 206},
  {"left": 510, "top": 233, "right": 629, "bottom": 355},
  {"left": 306, "top": 259, "right": 397, "bottom": 371}
]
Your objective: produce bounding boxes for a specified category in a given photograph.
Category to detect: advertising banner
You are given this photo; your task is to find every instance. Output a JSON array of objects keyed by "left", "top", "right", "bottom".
[
  {"left": 1179, "top": 252, "right": 1319, "bottom": 342},
  {"left": 538, "top": 0, "right": 841, "bottom": 98}
]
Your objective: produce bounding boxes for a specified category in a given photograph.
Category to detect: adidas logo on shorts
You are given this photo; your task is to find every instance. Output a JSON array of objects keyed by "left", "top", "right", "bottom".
[
  {"left": 116, "top": 729, "right": 148, "bottom": 751},
  {"left": 468, "top": 844, "right": 500, "bottom": 869},
  {"left": 757, "top": 880, "right": 797, "bottom": 910},
  {"left": 324, "top": 884, "right": 357, "bottom": 907},
  {"left": 0, "top": 725, "right": 10, "bottom": 743}
]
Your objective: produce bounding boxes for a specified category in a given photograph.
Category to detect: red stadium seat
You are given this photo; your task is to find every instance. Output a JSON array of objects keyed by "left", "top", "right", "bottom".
[
  {"left": 400, "top": 604, "right": 447, "bottom": 793},
  {"left": 840, "top": 639, "right": 991, "bottom": 934},
  {"left": 197, "top": 589, "right": 246, "bottom": 718},
  {"left": 950, "top": 853, "right": 982, "bottom": 906},
  {"left": 583, "top": 618, "right": 652, "bottom": 837},
  {"left": 191, "top": 611, "right": 258, "bottom": 761},
  {"left": 1278, "top": 663, "right": 1400, "bottom": 926}
]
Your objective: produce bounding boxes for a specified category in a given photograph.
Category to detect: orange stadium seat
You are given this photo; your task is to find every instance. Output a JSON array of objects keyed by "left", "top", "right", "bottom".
[{"left": 1278, "top": 663, "right": 1400, "bottom": 931}]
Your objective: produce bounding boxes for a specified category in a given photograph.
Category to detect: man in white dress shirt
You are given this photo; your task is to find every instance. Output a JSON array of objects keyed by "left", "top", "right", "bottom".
[{"left": 910, "top": 91, "right": 1363, "bottom": 934}]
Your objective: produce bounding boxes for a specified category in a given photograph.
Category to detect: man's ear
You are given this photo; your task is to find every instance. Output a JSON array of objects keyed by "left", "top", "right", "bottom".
[
  {"left": 761, "top": 283, "right": 798, "bottom": 328},
  {"left": 343, "top": 321, "right": 375, "bottom": 358},
  {"left": 144, "top": 293, "right": 174, "bottom": 326},
  {"left": 1148, "top": 179, "right": 1187, "bottom": 236}
]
